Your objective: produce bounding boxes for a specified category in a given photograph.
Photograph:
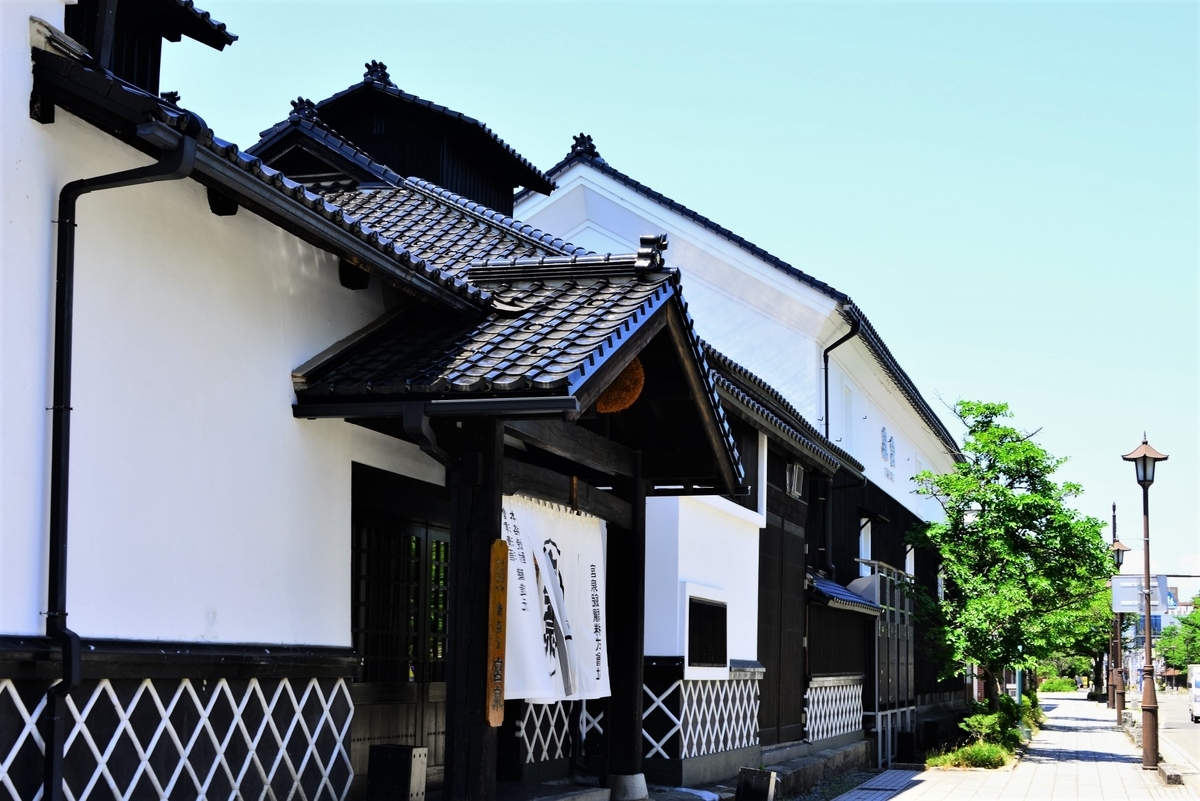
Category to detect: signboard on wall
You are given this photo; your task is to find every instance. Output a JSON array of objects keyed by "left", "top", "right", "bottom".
[
  {"left": 500, "top": 495, "right": 610, "bottom": 702},
  {"left": 486, "top": 539, "right": 508, "bottom": 726},
  {"left": 1111, "top": 574, "right": 1169, "bottom": 614}
]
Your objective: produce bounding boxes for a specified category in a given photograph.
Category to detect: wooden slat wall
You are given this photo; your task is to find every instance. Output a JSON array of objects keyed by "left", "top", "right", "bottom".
[
  {"left": 758, "top": 479, "right": 809, "bottom": 747},
  {"left": 808, "top": 606, "right": 865, "bottom": 676}
]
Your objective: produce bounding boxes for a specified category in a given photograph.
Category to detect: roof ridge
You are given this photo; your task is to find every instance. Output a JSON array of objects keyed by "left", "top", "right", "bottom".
[
  {"left": 312, "top": 73, "right": 554, "bottom": 193},
  {"left": 522, "top": 141, "right": 960, "bottom": 462},
  {"left": 517, "top": 147, "right": 846, "bottom": 301},
  {"left": 163, "top": 0, "right": 238, "bottom": 47},
  {"left": 403, "top": 177, "right": 593, "bottom": 259}
]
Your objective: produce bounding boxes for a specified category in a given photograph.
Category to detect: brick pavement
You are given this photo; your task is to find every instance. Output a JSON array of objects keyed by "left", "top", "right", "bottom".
[{"left": 832, "top": 693, "right": 1196, "bottom": 800}]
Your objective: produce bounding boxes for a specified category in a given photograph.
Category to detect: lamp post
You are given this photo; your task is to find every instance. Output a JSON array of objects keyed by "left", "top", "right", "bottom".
[
  {"left": 1109, "top": 504, "right": 1129, "bottom": 719},
  {"left": 1121, "top": 434, "right": 1168, "bottom": 770}
]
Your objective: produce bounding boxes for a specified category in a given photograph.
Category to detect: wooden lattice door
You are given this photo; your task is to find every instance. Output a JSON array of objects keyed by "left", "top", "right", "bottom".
[{"left": 347, "top": 466, "right": 451, "bottom": 797}]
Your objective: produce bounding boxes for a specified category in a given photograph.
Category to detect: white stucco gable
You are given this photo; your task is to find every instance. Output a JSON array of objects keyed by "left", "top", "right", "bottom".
[{"left": 516, "top": 149, "right": 958, "bottom": 519}]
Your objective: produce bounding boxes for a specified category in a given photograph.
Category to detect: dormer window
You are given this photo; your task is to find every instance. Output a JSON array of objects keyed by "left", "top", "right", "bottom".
[{"left": 64, "top": 0, "right": 236, "bottom": 96}]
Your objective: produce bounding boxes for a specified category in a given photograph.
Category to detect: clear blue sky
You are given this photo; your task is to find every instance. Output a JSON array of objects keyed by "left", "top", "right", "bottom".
[{"left": 162, "top": 1, "right": 1199, "bottom": 599}]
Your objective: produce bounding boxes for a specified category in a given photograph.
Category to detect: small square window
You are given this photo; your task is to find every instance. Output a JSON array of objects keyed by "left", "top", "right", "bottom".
[{"left": 688, "top": 598, "right": 727, "bottom": 668}]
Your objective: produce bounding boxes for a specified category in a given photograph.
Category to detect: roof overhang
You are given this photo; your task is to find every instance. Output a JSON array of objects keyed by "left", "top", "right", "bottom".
[
  {"left": 29, "top": 48, "right": 485, "bottom": 315},
  {"left": 291, "top": 248, "right": 745, "bottom": 494}
]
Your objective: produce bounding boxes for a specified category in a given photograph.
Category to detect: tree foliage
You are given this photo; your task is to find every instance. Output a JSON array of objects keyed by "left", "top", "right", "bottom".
[
  {"left": 909, "top": 401, "right": 1110, "bottom": 704},
  {"left": 1158, "top": 595, "right": 1200, "bottom": 670}
]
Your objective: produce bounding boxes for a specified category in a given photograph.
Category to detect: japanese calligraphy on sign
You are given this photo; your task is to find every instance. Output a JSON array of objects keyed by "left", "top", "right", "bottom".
[
  {"left": 501, "top": 495, "right": 610, "bottom": 702},
  {"left": 486, "top": 539, "right": 508, "bottom": 727}
]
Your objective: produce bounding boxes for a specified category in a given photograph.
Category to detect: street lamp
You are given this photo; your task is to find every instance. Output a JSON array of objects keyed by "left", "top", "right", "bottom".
[
  {"left": 1121, "top": 434, "right": 1168, "bottom": 770},
  {"left": 1109, "top": 503, "right": 1130, "bottom": 717}
]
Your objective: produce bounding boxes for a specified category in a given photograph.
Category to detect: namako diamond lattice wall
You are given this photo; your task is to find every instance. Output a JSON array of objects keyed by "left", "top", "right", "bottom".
[
  {"left": 805, "top": 677, "right": 864, "bottom": 743},
  {"left": 642, "top": 677, "right": 759, "bottom": 760},
  {"left": 0, "top": 676, "right": 353, "bottom": 801}
]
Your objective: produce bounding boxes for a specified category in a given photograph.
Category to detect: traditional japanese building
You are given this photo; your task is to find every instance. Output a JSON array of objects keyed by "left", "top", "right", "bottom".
[
  {"left": 2, "top": 5, "right": 748, "bottom": 801},
  {"left": 515, "top": 135, "right": 972, "bottom": 769}
]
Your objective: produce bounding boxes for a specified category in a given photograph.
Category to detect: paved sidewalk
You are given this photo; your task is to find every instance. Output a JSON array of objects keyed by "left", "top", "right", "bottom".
[{"left": 832, "top": 693, "right": 1196, "bottom": 800}]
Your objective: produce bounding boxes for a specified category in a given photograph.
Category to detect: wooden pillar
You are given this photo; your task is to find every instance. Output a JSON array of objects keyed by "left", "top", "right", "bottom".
[
  {"left": 606, "top": 455, "right": 648, "bottom": 800},
  {"left": 443, "top": 418, "right": 504, "bottom": 801}
]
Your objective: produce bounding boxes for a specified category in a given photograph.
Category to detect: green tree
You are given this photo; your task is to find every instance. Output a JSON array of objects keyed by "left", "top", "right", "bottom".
[
  {"left": 909, "top": 401, "right": 1111, "bottom": 709},
  {"left": 1158, "top": 595, "right": 1200, "bottom": 670},
  {"left": 1055, "top": 589, "right": 1114, "bottom": 693}
]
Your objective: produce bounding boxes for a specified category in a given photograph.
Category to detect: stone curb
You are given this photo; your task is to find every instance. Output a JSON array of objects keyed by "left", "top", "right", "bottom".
[{"left": 1158, "top": 764, "right": 1183, "bottom": 786}]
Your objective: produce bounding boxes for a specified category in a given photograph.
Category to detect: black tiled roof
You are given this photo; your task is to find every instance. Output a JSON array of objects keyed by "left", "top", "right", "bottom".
[
  {"left": 316, "top": 67, "right": 554, "bottom": 194},
  {"left": 704, "top": 343, "right": 863, "bottom": 473},
  {"left": 30, "top": 48, "right": 488, "bottom": 308},
  {"left": 524, "top": 134, "right": 961, "bottom": 460},
  {"left": 322, "top": 181, "right": 591, "bottom": 279},
  {"left": 294, "top": 254, "right": 676, "bottom": 397},
  {"left": 811, "top": 574, "right": 881, "bottom": 614},
  {"left": 162, "top": 0, "right": 238, "bottom": 49},
  {"left": 195, "top": 140, "right": 494, "bottom": 302},
  {"left": 293, "top": 248, "right": 744, "bottom": 485},
  {"left": 248, "top": 102, "right": 404, "bottom": 188}
]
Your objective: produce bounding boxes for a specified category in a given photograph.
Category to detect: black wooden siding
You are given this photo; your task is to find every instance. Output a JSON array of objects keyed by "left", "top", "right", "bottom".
[
  {"left": 826, "top": 471, "right": 961, "bottom": 698},
  {"left": 757, "top": 449, "right": 811, "bottom": 747},
  {"left": 319, "top": 97, "right": 518, "bottom": 214},
  {"left": 808, "top": 605, "right": 866, "bottom": 676},
  {"left": 757, "top": 501, "right": 808, "bottom": 746}
]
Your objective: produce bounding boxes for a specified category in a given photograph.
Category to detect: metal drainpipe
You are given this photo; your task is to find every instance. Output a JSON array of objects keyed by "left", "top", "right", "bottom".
[
  {"left": 822, "top": 474, "right": 835, "bottom": 580},
  {"left": 44, "top": 128, "right": 197, "bottom": 801},
  {"left": 820, "top": 316, "right": 860, "bottom": 580},
  {"left": 822, "top": 317, "right": 860, "bottom": 440}
]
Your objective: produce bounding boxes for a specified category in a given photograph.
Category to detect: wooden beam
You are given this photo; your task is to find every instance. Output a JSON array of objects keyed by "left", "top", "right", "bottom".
[
  {"left": 443, "top": 418, "right": 503, "bottom": 801},
  {"left": 501, "top": 458, "right": 633, "bottom": 529},
  {"left": 606, "top": 454, "right": 647, "bottom": 787},
  {"left": 505, "top": 420, "right": 636, "bottom": 478},
  {"left": 642, "top": 449, "right": 722, "bottom": 482}
]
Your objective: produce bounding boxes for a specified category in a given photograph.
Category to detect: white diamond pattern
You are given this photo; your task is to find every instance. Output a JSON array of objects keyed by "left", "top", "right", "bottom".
[
  {"left": 805, "top": 678, "right": 864, "bottom": 743},
  {"left": 0, "top": 680, "right": 48, "bottom": 801},
  {"left": 0, "top": 677, "right": 354, "bottom": 801},
  {"left": 518, "top": 702, "right": 572, "bottom": 763},
  {"left": 579, "top": 700, "right": 603, "bottom": 746},
  {"left": 641, "top": 680, "right": 682, "bottom": 759},
  {"left": 679, "top": 679, "right": 759, "bottom": 758}
]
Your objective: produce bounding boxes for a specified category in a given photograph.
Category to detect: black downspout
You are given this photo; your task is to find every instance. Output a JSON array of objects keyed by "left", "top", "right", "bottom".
[
  {"left": 44, "top": 129, "right": 197, "bottom": 801},
  {"left": 822, "top": 317, "right": 861, "bottom": 440},
  {"left": 820, "top": 316, "right": 860, "bottom": 581},
  {"left": 822, "top": 475, "right": 835, "bottom": 581}
]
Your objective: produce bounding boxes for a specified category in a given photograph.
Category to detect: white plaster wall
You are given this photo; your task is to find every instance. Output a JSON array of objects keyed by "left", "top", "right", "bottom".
[
  {"left": 1, "top": 1, "right": 77, "bottom": 637},
  {"left": 643, "top": 497, "right": 681, "bottom": 656},
  {"left": 519, "top": 175, "right": 835, "bottom": 420},
  {"left": 517, "top": 165, "right": 956, "bottom": 521},
  {"left": 1, "top": 19, "right": 443, "bottom": 643},
  {"left": 826, "top": 347, "right": 951, "bottom": 523},
  {"left": 677, "top": 496, "right": 759, "bottom": 662},
  {"left": 643, "top": 496, "right": 760, "bottom": 664}
]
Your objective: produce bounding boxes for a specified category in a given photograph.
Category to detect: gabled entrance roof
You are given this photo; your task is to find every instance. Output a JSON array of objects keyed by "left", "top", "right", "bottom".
[{"left": 293, "top": 239, "right": 744, "bottom": 493}]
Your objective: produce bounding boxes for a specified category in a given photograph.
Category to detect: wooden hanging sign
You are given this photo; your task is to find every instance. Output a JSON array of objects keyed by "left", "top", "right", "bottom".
[{"left": 486, "top": 538, "right": 508, "bottom": 727}]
